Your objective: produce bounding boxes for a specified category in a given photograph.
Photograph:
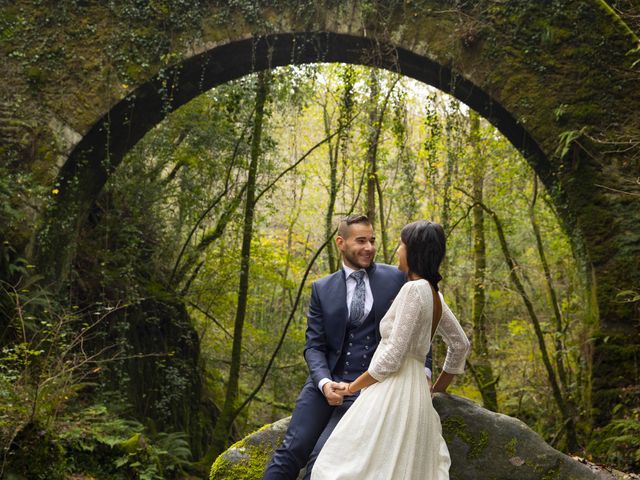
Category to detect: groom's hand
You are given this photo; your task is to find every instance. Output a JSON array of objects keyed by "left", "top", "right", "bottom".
[
  {"left": 322, "top": 381, "right": 346, "bottom": 406},
  {"left": 335, "top": 382, "right": 353, "bottom": 395}
]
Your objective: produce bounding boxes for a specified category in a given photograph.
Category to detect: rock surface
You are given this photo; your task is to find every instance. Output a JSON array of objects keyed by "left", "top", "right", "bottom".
[{"left": 211, "top": 394, "right": 617, "bottom": 480}]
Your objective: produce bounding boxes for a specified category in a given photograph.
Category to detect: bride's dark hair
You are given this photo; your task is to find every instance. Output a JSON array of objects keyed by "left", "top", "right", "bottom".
[{"left": 400, "top": 220, "right": 446, "bottom": 291}]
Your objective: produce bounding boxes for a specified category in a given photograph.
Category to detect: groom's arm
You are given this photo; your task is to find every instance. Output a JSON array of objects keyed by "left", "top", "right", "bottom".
[{"left": 304, "top": 282, "right": 332, "bottom": 389}]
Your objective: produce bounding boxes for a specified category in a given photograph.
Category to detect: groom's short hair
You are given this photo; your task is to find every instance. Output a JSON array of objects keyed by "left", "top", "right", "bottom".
[{"left": 338, "top": 214, "right": 371, "bottom": 239}]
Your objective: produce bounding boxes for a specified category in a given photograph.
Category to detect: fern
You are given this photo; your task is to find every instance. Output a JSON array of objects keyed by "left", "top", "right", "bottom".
[{"left": 588, "top": 406, "right": 640, "bottom": 471}]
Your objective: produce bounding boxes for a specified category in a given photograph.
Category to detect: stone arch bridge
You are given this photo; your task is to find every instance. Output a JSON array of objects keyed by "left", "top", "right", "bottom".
[{"left": 1, "top": 1, "right": 639, "bottom": 421}]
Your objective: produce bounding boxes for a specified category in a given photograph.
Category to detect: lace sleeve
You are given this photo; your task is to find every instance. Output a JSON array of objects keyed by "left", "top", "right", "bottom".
[
  {"left": 369, "top": 282, "right": 425, "bottom": 382},
  {"left": 437, "top": 297, "right": 471, "bottom": 374}
]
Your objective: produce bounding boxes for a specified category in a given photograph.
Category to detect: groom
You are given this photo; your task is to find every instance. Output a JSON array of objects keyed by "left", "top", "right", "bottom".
[{"left": 263, "top": 214, "right": 432, "bottom": 479}]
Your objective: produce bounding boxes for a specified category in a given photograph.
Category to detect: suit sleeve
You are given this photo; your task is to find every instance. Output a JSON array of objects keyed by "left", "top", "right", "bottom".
[{"left": 304, "top": 282, "right": 332, "bottom": 387}]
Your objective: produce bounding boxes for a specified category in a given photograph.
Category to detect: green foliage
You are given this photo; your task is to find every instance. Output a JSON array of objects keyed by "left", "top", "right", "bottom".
[
  {"left": 4, "top": 402, "right": 194, "bottom": 479},
  {"left": 0, "top": 285, "right": 124, "bottom": 472},
  {"left": 0, "top": 277, "right": 201, "bottom": 478},
  {"left": 61, "top": 404, "right": 142, "bottom": 450},
  {"left": 588, "top": 404, "right": 640, "bottom": 471},
  {"left": 103, "top": 63, "right": 600, "bottom": 463},
  {"left": 112, "top": 430, "right": 193, "bottom": 480},
  {"left": 4, "top": 420, "right": 67, "bottom": 480},
  {"left": 555, "top": 127, "right": 588, "bottom": 159},
  {"left": 615, "top": 289, "right": 640, "bottom": 304},
  {"left": 0, "top": 166, "right": 46, "bottom": 251},
  {"left": 2, "top": 59, "right": 631, "bottom": 473}
]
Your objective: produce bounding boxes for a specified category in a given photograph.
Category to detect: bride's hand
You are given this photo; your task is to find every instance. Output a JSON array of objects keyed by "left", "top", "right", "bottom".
[{"left": 335, "top": 382, "right": 353, "bottom": 395}]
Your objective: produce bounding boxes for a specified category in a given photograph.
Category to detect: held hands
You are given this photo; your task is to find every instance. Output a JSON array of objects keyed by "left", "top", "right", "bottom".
[
  {"left": 322, "top": 381, "right": 355, "bottom": 406},
  {"left": 322, "top": 381, "right": 345, "bottom": 406},
  {"left": 336, "top": 382, "right": 354, "bottom": 395}
]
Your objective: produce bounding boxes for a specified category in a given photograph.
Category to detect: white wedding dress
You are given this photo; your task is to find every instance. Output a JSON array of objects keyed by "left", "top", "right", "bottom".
[{"left": 311, "top": 279, "right": 470, "bottom": 480}]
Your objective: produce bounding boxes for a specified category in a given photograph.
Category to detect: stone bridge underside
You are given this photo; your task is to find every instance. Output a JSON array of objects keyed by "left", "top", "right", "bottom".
[{"left": 1, "top": 1, "right": 639, "bottom": 420}]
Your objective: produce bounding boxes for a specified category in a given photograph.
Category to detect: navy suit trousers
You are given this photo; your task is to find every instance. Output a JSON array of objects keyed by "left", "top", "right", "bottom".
[{"left": 262, "top": 378, "right": 356, "bottom": 480}]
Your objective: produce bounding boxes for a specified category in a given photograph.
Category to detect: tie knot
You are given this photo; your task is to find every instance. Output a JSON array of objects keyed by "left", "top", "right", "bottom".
[{"left": 350, "top": 270, "right": 365, "bottom": 284}]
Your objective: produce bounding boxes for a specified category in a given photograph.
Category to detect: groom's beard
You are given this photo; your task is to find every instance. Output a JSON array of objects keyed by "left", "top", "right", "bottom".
[{"left": 343, "top": 249, "right": 375, "bottom": 270}]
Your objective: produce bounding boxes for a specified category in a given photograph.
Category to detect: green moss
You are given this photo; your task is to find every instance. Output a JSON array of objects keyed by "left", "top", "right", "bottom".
[
  {"left": 0, "top": 10, "right": 19, "bottom": 43},
  {"left": 594, "top": 0, "right": 640, "bottom": 46},
  {"left": 5, "top": 421, "right": 68, "bottom": 480},
  {"left": 537, "top": 460, "right": 562, "bottom": 480},
  {"left": 504, "top": 437, "right": 518, "bottom": 457},
  {"left": 209, "top": 425, "right": 276, "bottom": 480},
  {"left": 125, "top": 62, "right": 145, "bottom": 82},
  {"left": 25, "top": 65, "right": 44, "bottom": 86},
  {"left": 442, "top": 416, "right": 489, "bottom": 460}
]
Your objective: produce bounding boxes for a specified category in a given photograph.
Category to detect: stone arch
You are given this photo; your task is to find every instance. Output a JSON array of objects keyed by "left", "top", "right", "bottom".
[
  {"left": 2, "top": 1, "right": 638, "bottom": 422},
  {"left": 45, "top": 32, "right": 554, "bottom": 276}
]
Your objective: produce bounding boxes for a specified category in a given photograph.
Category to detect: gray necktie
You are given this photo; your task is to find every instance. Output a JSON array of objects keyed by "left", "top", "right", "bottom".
[{"left": 349, "top": 270, "right": 366, "bottom": 325}]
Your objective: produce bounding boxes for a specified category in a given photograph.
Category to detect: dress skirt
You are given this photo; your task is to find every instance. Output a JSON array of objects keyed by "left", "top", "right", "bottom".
[{"left": 311, "top": 355, "right": 451, "bottom": 480}]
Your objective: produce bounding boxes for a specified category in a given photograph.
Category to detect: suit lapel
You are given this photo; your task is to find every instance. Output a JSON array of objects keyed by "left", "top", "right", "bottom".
[
  {"left": 326, "top": 269, "right": 348, "bottom": 335},
  {"left": 367, "top": 263, "right": 384, "bottom": 323}
]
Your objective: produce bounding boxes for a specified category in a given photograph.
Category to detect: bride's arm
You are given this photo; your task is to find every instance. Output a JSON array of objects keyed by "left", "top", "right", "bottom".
[
  {"left": 431, "top": 299, "right": 470, "bottom": 393},
  {"left": 431, "top": 371, "right": 456, "bottom": 393},
  {"left": 343, "top": 370, "right": 377, "bottom": 395}
]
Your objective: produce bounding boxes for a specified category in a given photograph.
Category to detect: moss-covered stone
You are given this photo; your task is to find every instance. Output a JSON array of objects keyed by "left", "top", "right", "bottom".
[
  {"left": 210, "top": 395, "right": 613, "bottom": 480},
  {"left": 442, "top": 415, "right": 489, "bottom": 460},
  {"left": 4, "top": 421, "right": 67, "bottom": 480},
  {"left": 210, "top": 418, "right": 290, "bottom": 480}
]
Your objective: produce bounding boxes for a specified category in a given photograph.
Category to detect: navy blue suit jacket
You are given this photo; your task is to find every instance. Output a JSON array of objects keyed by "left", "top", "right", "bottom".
[{"left": 304, "top": 263, "right": 413, "bottom": 387}]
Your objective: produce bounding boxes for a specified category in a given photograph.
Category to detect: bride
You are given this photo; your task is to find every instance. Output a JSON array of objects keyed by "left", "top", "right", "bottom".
[{"left": 311, "top": 220, "right": 470, "bottom": 479}]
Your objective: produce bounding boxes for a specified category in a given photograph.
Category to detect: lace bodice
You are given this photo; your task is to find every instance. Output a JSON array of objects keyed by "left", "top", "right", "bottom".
[{"left": 368, "top": 279, "right": 470, "bottom": 382}]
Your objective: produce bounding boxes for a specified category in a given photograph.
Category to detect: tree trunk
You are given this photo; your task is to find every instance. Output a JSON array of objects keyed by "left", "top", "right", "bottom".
[
  {"left": 323, "top": 102, "right": 339, "bottom": 273},
  {"left": 529, "top": 176, "right": 579, "bottom": 450},
  {"left": 366, "top": 69, "right": 378, "bottom": 225},
  {"left": 365, "top": 72, "right": 398, "bottom": 262},
  {"left": 471, "top": 194, "right": 579, "bottom": 452},
  {"left": 439, "top": 113, "right": 458, "bottom": 289},
  {"left": 530, "top": 176, "right": 570, "bottom": 392},
  {"left": 469, "top": 112, "right": 499, "bottom": 412},
  {"left": 207, "top": 70, "right": 270, "bottom": 462}
]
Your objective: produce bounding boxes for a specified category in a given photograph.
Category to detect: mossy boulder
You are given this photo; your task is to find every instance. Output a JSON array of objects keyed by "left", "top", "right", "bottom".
[
  {"left": 3, "top": 421, "right": 67, "bottom": 480},
  {"left": 211, "top": 394, "right": 616, "bottom": 480},
  {"left": 210, "top": 418, "right": 292, "bottom": 480},
  {"left": 433, "top": 395, "right": 609, "bottom": 480}
]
